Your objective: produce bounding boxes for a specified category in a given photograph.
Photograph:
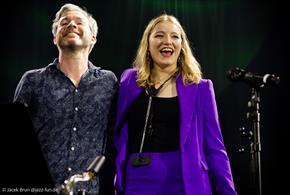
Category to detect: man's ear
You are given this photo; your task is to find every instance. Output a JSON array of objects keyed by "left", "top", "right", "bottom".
[
  {"left": 53, "top": 37, "right": 57, "bottom": 45},
  {"left": 92, "top": 36, "right": 97, "bottom": 44}
]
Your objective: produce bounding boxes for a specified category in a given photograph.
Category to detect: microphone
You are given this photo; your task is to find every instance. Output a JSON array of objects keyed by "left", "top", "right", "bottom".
[{"left": 227, "top": 67, "right": 280, "bottom": 87}]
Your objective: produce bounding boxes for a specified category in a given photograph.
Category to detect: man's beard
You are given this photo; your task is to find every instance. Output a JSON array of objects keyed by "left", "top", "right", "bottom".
[{"left": 59, "top": 40, "right": 83, "bottom": 51}]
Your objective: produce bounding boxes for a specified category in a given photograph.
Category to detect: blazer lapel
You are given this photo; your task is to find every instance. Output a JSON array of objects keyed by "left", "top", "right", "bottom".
[{"left": 176, "top": 75, "right": 198, "bottom": 147}]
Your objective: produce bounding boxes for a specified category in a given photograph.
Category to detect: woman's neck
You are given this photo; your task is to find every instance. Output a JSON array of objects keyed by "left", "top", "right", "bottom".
[{"left": 152, "top": 65, "right": 177, "bottom": 84}]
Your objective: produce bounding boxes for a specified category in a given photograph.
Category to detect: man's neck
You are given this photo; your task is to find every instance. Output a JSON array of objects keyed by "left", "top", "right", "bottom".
[{"left": 58, "top": 51, "right": 89, "bottom": 87}]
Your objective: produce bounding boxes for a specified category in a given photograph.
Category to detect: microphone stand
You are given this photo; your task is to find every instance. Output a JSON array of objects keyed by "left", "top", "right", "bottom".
[
  {"left": 57, "top": 155, "right": 106, "bottom": 195},
  {"left": 247, "top": 86, "right": 262, "bottom": 195},
  {"left": 228, "top": 67, "right": 280, "bottom": 195}
]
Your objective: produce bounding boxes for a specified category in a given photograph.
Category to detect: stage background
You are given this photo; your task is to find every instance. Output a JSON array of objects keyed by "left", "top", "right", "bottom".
[{"left": 0, "top": 0, "right": 289, "bottom": 194}]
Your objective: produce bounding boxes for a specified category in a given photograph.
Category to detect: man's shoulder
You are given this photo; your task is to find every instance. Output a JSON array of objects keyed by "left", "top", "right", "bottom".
[
  {"left": 98, "top": 68, "right": 116, "bottom": 77},
  {"left": 21, "top": 65, "right": 50, "bottom": 80},
  {"left": 23, "top": 62, "right": 55, "bottom": 75},
  {"left": 17, "top": 63, "right": 56, "bottom": 87},
  {"left": 94, "top": 68, "right": 118, "bottom": 84},
  {"left": 88, "top": 62, "right": 117, "bottom": 80}
]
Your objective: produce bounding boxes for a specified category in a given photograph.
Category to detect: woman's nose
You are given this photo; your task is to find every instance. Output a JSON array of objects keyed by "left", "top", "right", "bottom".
[{"left": 163, "top": 35, "right": 172, "bottom": 44}]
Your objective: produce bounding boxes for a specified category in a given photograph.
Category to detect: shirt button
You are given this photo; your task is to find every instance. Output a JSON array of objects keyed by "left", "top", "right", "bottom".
[
  {"left": 68, "top": 167, "right": 72, "bottom": 172},
  {"left": 75, "top": 89, "right": 78, "bottom": 93},
  {"left": 71, "top": 147, "right": 75, "bottom": 151},
  {"left": 73, "top": 127, "right": 77, "bottom": 131},
  {"left": 75, "top": 107, "right": 78, "bottom": 111}
]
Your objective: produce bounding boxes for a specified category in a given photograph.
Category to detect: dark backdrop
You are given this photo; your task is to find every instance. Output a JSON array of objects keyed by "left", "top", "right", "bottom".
[{"left": 1, "top": 0, "right": 289, "bottom": 194}]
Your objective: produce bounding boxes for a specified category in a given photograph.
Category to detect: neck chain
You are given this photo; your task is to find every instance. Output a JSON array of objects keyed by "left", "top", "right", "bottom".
[
  {"left": 131, "top": 69, "right": 179, "bottom": 167},
  {"left": 147, "top": 69, "right": 178, "bottom": 97}
]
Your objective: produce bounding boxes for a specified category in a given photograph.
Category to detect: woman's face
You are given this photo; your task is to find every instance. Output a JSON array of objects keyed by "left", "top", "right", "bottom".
[{"left": 148, "top": 21, "right": 182, "bottom": 69}]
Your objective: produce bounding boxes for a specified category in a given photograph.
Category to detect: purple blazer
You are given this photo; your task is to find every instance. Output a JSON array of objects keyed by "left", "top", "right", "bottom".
[{"left": 114, "top": 68, "right": 237, "bottom": 195}]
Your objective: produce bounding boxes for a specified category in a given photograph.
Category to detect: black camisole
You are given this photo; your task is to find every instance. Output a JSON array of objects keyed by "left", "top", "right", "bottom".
[{"left": 127, "top": 90, "right": 180, "bottom": 153}]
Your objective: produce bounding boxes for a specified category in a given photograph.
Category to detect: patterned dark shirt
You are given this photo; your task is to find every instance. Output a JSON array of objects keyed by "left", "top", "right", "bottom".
[{"left": 13, "top": 58, "right": 118, "bottom": 194}]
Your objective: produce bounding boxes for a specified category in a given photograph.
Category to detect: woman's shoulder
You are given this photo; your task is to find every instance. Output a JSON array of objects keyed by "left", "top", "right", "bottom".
[
  {"left": 198, "top": 78, "right": 213, "bottom": 85},
  {"left": 121, "top": 68, "right": 137, "bottom": 75},
  {"left": 184, "top": 79, "right": 213, "bottom": 89},
  {"left": 198, "top": 79, "right": 216, "bottom": 96},
  {"left": 195, "top": 79, "right": 215, "bottom": 90},
  {"left": 120, "top": 68, "right": 137, "bottom": 82},
  {"left": 185, "top": 79, "right": 215, "bottom": 95}
]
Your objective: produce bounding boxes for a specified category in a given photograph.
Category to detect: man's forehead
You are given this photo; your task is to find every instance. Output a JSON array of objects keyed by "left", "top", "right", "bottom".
[{"left": 60, "top": 10, "right": 87, "bottom": 20}]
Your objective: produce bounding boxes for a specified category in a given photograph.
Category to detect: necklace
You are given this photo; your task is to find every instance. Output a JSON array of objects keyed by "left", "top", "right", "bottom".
[
  {"left": 147, "top": 69, "right": 179, "bottom": 96},
  {"left": 131, "top": 69, "right": 179, "bottom": 167}
]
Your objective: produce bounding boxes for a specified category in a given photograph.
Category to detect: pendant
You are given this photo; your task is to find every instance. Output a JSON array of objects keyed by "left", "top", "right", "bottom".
[{"left": 131, "top": 155, "right": 151, "bottom": 166}]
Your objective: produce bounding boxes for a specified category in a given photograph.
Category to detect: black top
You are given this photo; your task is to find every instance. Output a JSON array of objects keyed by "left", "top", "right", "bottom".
[{"left": 127, "top": 90, "right": 180, "bottom": 153}]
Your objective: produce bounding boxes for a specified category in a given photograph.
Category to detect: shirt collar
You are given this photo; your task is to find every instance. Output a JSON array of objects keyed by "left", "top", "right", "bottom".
[{"left": 49, "top": 58, "right": 100, "bottom": 73}]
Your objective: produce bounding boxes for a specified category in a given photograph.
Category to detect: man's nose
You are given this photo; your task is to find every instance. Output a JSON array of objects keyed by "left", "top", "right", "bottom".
[{"left": 67, "top": 20, "right": 77, "bottom": 28}]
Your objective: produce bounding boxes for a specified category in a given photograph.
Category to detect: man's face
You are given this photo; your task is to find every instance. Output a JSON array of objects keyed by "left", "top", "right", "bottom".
[{"left": 54, "top": 10, "right": 96, "bottom": 52}]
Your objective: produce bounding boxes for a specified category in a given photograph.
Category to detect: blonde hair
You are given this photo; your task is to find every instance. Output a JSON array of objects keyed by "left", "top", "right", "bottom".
[
  {"left": 51, "top": 3, "right": 98, "bottom": 53},
  {"left": 133, "top": 14, "right": 202, "bottom": 87}
]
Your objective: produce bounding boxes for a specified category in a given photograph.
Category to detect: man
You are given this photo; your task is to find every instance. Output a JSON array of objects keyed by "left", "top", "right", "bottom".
[{"left": 13, "top": 3, "right": 117, "bottom": 194}]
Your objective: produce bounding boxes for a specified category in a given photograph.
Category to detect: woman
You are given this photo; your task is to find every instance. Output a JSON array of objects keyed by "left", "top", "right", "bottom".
[{"left": 114, "top": 14, "right": 237, "bottom": 195}]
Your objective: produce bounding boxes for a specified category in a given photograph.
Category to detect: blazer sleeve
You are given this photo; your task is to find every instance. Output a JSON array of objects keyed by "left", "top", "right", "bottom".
[
  {"left": 113, "top": 68, "right": 137, "bottom": 195},
  {"left": 203, "top": 79, "right": 237, "bottom": 195}
]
